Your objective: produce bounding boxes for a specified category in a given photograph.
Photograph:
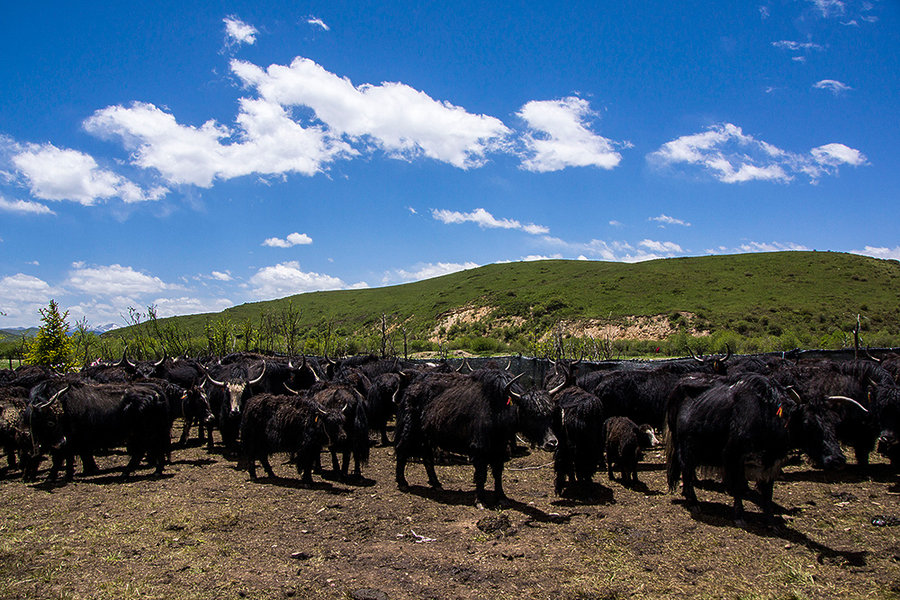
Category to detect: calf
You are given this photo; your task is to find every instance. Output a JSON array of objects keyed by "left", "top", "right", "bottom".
[{"left": 603, "top": 416, "right": 659, "bottom": 485}]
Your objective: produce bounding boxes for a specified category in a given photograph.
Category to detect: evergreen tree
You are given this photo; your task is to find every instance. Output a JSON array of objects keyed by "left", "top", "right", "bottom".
[{"left": 26, "top": 299, "right": 76, "bottom": 372}]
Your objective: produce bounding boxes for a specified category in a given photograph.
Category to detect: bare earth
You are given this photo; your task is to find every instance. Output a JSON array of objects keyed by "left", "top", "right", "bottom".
[{"left": 1, "top": 425, "right": 898, "bottom": 600}]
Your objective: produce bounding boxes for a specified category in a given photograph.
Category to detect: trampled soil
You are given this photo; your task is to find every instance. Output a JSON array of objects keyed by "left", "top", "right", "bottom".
[{"left": 1, "top": 425, "right": 898, "bottom": 600}]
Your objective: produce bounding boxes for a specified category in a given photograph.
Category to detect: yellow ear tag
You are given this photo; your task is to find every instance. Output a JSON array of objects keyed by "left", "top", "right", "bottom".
[{"left": 776, "top": 405, "right": 783, "bottom": 418}]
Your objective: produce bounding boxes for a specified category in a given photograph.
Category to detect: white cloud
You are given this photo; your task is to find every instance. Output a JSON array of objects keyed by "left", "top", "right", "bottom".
[
  {"left": 772, "top": 40, "right": 825, "bottom": 52},
  {"left": 639, "top": 239, "right": 683, "bottom": 253},
  {"left": 84, "top": 100, "right": 352, "bottom": 187},
  {"left": 10, "top": 142, "right": 166, "bottom": 205},
  {"left": 0, "top": 273, "right": 57, "bottom": 326},
  {"left": 210, "top": 270, "right": 233, "bottom": 281},
  {"left": 231, "top": 57, "right": 511, "bottom": 169},
  {"left": 541, "top": 236, "right": 683, "bottom": 263},
  {"left": 224, "top": 16, "right": 258, "bottom": 45},
  {"left": 649, "top": 122, "right": 866, "bottom": 183},
  {"left": 738, "top": 241, "right": 810, "bottom": 253},
  {"left": 382, "top": 261, "right": 480, "bottom": 285},
  {"left": 307, "top": 16, "right": 330, "bottom": 31},
  {"left": 431, "top": 207, "right": 549, "bottom": 235},
  {"left": 149, "top": 296, "right": 234, "bottom": 317},
  {"left": 808, "top": 0, "right": 845, "bottom": 17},
  {"left": 609, "top": 220, "right": 623, "bottom": 227},
  {"left": 248, "top": 261, "right": 357, "bottom": 300},
  {"left": 813, "top": 79, "right": 852, "bottom": 94},
  {"left": 649, "top": 214, "right": 691, "bottom": 227},
  {"left": 516, "top": 97, "right": 623, "bottom": 172},
  {"left": 65, "top": 263, "right": 173, "bottom": 297},
  {"left": 0, "top": 196, "right": 54, "bottom": 215},
  {"left": 262, "top": 232, "right": 313, "bottom": 248},
  {"left": 853, "top": 246, "right": 900, "bottom": 260}
]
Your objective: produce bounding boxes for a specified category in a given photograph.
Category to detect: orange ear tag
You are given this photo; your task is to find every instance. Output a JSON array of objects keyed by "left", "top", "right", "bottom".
[
  {"left": 776, "top": 406, "right": 783, "bottom": 418},
  {"left": 507, "top": 397, "right": 512, "bottom": 406}
]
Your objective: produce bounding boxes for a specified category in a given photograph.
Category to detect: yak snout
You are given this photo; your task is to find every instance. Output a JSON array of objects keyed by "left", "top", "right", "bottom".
[{"left": 541, "top": 430, "right": 559, "bottom": 451}]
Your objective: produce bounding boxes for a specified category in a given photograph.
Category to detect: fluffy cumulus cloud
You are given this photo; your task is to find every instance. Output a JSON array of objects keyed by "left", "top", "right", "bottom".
[
  {"left": 0, "top": 196, "right": 54, "bottom": 215},
  {"left": 262, "top": 232, "right": 313, "bottom": 248},
  {"left": 231, "top": 57, "right": 511, "bottom": 169},
  {"left": 224, "top": 16, "right": 258, "bottom": 45},
  {"left": 84, "top": 100, "right": 352, "bottom": 188},
  {"left": 813, "top": 79, "right": 852, "bottom": 94},
  {"left": 9, "top": 142, "right": 166, "bottom": 205},
  {"left": 853, "top": 246, "right": 900, "bottom": 260},
  {"left": 248, "top": 261, "right": 363, "bottom": 300},
  {"left": 650, "top": 214, "right": 691, "bottom": 227},
  {"left": 517, "top": 97, "right": 623, "bottom": 172},
  {"left": 65, "top": 263, "right": 173, "bottom": 297},
  {"left": 0, "top": 273, "right": 57, "bottom": 326},
  {"left": 149, "top": 296, "right": 234, "bottom": 318},
  {"left": 382, "top": 261, "right": 480, "bottom": 285},
  {"left": 431, "top": 208, "right": 548, "bottom": 235},
  {"left": 648, "top": 123, "right": 867, "bottom": 183}
]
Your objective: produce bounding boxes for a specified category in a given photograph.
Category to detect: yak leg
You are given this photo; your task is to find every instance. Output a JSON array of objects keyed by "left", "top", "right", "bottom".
[
  {"left": 679, "top": 447, "right": 699, "bottom": 508},
  {"left": 340, "top": 450, "right": 351, "bottom": 478},
  {"left": 260, "top": 453, "right": 277, "bottom": 479},
  {"left": 473, "top": 458, "right": 489, "bottom": 508},
  {"left": 379, "top": 427, "right": 390, "bottom": 447},
  {"left": 178, "top": 418, "right": 192, "bottom": 445},
  {"left": 247, "top": 455, "right": 258, "bottom": 480},
  {"left": 47, "top": 451, "right": 64, "bottom": 481},
  {"left": 395, "top": 453, "right": 409, "bottom": 490},
  {"left": 490, "top": 459, "right": 506, "bottom": 501},
  {"left": 330, "top": 448, "right": 341, "bottom": 474},
  {"left": 423, "top": 448, "right": 441, "bottom": 490},
  {"left": 756, "top": 479, "right": 777, "bottom": 525},
  {"left": 80, "top": 452, "right": 99, "bottom": 475}
]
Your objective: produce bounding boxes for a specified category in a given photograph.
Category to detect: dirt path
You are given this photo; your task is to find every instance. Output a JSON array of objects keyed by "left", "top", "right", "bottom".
[{"left": 1, "top": 428, "right": 898, "bottom": 600}]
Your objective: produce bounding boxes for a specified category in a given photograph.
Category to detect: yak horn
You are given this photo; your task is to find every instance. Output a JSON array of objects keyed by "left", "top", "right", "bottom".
[
  {"left": 205, "top": 373, "right": 226, "bottom": 388},
  {"left": 248, "top": 362, "right": 267, "bottom": 386},
  {"left": 547, "top": 379, "right": 567, "bottom": 396},
  {"left": 284, "top": 383, "right": 301, "bottom": 395},
  {"left": 504, "top": 373, "right": 524, "bottom": 401},
  {"left": 686, "top": 346, "right": 704, "bottom": 363},
  {"left": 35, "top": 386, "right": 69, "bottom": 409},
  {"left": 826, "top": 395, "right": 869, "bottom": 413}
]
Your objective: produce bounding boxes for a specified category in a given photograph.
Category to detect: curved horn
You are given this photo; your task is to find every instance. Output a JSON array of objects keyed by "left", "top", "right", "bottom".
[
  {"left": 205, "top": 373, "right": 226, "bottom": 388},
  {"left": 547, "top": 377, "right": 567, "bottom": 396},
  {"left": 865, "top": 347, "right": 881, "bottom": 363},
  {"left": 315, "top": 403, "right": 329, "bottom": 416},
  {"left": 248, "top": 361, "right": 267, "bottom": 386},
  {"left": 341, "top": 402, "right": 350, "bottom": 415},
  {"left": 455, "top": 360, "right": 465, "bottom": 372},
  {"left": 35, "top": 386, "right": 69, "bottom": 409},
  {"left": 686, "top": 346, "right": 704, "bottom": 363},
  {"left": 505, "top": 373, "right": 524, "bottom": 401},
  {"left": 153, "top": 355, "right": 166, "bottom": 368},
  {"left": 721, "top": 344, "right": 732, "bottom": 363},
  {"left": 826, "top": 395, "right": 869, "bottom": 413},
  {"left": 284, "top": 383, "right": 301, "bottom": 395},
  {"left": 785, "top": 386, "right": 803, "bottom": 404},
  {"left": 504, "top": 359, "right": 512, "bottom": 372}
]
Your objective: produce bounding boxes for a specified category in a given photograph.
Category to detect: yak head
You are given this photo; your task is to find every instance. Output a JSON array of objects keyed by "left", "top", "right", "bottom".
[
  {"left": 206, "top": 362, "right": 266, "bottom": 417},
  {"left": 26, "top": 383, "right": 69, "bottom": 453}
]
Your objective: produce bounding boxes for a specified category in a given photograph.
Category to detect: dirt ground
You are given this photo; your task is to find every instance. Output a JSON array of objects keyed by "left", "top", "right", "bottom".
[{"left": 1, "top": 424, "right": 898, "bottom": 600}]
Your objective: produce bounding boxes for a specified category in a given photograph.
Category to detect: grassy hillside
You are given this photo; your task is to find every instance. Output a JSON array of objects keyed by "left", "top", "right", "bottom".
[{"left": 107, "top": 251, "right": 900, "bottom": 356}]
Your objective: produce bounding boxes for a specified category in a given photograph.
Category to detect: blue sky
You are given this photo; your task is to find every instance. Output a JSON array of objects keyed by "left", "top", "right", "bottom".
[{"left": 1, "top": 0, "right": 897, "bottom": 328}]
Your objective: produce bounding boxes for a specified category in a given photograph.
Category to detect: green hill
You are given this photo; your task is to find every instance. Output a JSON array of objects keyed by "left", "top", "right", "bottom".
[{"left": 108, "top": 251, "right": 900, "bottom": 357}]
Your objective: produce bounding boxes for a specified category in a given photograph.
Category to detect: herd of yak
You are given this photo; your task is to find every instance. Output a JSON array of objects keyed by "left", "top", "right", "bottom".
[{"left": 0, "top": 348, "right": 898, "bottom": 525}]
